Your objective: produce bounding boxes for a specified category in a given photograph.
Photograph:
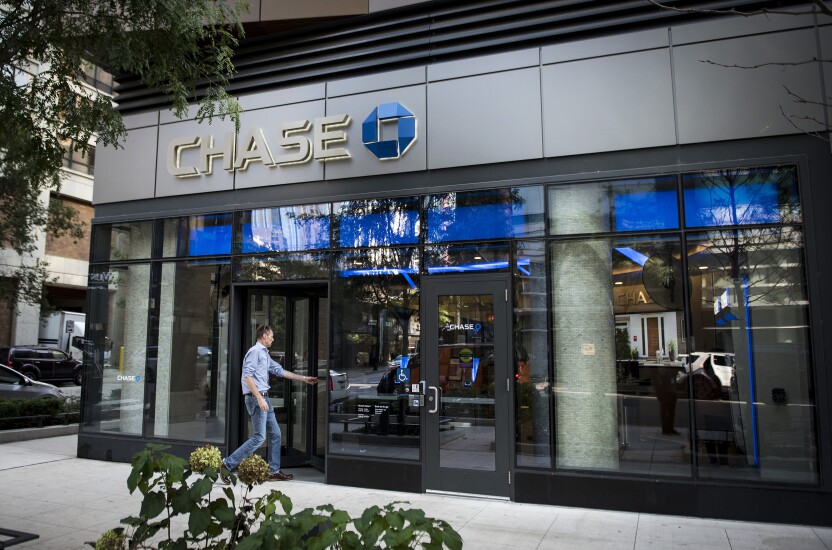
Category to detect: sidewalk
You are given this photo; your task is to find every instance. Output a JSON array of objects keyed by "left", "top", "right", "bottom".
[{"left": 1, "top": 435, "right": 830, "bottom": 549}]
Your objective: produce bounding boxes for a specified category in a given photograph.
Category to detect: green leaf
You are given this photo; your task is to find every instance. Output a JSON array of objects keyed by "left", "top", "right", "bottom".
[
  {"left": 189, "top": 476, "right": 215, "bottom": 499},
  {"left": 139, "top": 491, "right": 166, "bottom": 519},
  {"left": 188, "top": 507, "right": 212, "bottom": 536},
  {"left": 211, "top": 502, "right": 237, "bottom": 524}
]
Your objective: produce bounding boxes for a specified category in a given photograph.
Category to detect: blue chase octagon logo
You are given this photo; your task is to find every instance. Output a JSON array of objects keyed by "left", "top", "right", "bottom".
[{"left": 362, "top": 102, "right": 417, "bottom": 160}]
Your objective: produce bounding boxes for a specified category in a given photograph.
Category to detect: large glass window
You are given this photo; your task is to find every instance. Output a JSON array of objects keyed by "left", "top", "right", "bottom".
[
  {"left": 682, "top": 165, "right": 800, "bottom": 228},
  {"left": 163, "top": 214, "right": 233, "bottom": 257},
  {"left": 426, "top": 187, "right": 544, "bottom": 243},
  {"left": 425, "top": 243, "right": 510, "bottom": 274},
  {"left": 81, "top": 264, "right": 151, "bottom": 436},
  {"left": 333, "top": 198, "right": 419, "bottom": 248},
  {"left": 148, "top": 260, "right": 230, "bottom": 442},
  {"left": 548, "top": 176, "right": 678, "bottom": 236},
  {"left": 551, "top": 235, "right": 691, "bottom": 477},
  {"left": 513, "top": 241, "right": 552, "bottom": 468},
  {"left": 687, "top": 227, "right": 816, "bottom": 483},
  {"left": 330, "top": 248, "right": 421, "bottom": 460},
  {"left": 91, "top": 221, "right": 153, "bottom": 261},
  {"left": 234, "top": 252, "right": 330, "bottom": 282},
  {"left": 240, "top": 204, "right": 330, "bottom": 253}
]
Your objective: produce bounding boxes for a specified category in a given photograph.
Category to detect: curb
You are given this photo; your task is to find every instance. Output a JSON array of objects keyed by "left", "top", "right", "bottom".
[{"left": 0, "top": 424, "right": 79, "bottom": 444}]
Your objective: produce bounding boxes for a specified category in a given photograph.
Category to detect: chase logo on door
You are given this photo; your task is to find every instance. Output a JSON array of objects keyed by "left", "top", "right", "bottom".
[{"left": 444, "top": 323, "right": 482, "bottom": 332}]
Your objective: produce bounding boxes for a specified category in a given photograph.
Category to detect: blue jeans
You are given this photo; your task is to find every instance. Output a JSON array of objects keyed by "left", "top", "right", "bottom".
[{"left": 224, "top": 393, "right": 282, "bottom": 474}]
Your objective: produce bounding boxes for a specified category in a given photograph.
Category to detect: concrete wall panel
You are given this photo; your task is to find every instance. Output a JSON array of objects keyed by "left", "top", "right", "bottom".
[
  {"left": 94, "top": 126, "right": 158, "bottom": 204},
  {"left": 675, "top": 29, "right": 824, "bottom": 144},
  {"left": 428, "top": 68, "right": 542, "bottom": 170},
  {"left": 328, "top": 67, "right": 426, "bottom": 98},
  {"left": 542, "top": 28, "right": 668, "bottom": 65},
  {"left": 672, "top": 9, "right": 814, "bottom": 46},
  {"left": 428, "top": 49, "right": 539, "bottom": 82},
  {"left": 542, "top": 49, "right": 676, "bottom": 158},
  {"left": 238, "top": 83, "right": 326, "bottom": 111}
]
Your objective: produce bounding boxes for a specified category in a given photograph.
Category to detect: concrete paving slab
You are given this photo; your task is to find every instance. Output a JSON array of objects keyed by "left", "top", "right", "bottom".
[{"left": 1, "top": 434, "right": 829, "bottom": 549}]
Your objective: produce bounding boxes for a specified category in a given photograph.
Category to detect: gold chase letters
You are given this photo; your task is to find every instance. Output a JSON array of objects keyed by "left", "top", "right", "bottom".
[{"left": 166, "top": 114, "right": 351, "bottom": 178}]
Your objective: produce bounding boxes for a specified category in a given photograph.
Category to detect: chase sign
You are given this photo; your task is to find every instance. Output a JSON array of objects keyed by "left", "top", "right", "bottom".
[
  {"left": 362, "top": 102, "right": 417, "bottom": 160},
  {"left": 167, "top": 102, "right": 418, "bottom": 178}
]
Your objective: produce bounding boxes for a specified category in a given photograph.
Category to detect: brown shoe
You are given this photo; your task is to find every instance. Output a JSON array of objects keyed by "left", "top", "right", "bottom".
[
  {"left": 267, "top": 471, "right": 293, "bottom": 481},
  {"left": 220, "top": 461, "right": 232, "bottom": 485}
]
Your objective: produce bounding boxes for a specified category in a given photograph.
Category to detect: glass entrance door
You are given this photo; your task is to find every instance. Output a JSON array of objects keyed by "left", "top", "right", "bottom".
[
  {"left": 244, "top": 287, "right": 327, "bottom": 470},
  {"left": 423, "top": 276, "right": 511, "bottom": 497}
]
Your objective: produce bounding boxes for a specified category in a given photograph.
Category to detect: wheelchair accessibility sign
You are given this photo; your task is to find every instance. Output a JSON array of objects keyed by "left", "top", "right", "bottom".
[{"left": 396, "top": 368, "right": 411, "bottom": 383}]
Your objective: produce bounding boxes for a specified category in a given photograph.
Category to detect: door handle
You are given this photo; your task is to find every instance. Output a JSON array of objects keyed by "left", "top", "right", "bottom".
[{"left": 428, "top": 385, "right": 439, "bottom": 413}]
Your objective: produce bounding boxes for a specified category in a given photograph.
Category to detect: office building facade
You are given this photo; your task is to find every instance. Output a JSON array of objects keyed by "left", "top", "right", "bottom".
[{"left": 80, "top": 1, "right": 832, "bottom": 525}]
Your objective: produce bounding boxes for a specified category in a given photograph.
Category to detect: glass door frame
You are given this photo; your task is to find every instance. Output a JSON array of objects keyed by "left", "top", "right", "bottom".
[
  {"left": 421, "top": 274, "right": 513, "bottom": 498},
  {"left": 235, "top": 282, "right": 328, "bottom": 471}
]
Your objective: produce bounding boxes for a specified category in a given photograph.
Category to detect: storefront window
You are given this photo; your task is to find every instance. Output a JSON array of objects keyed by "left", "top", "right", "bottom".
[
  {"left": 426, "top": 187, "right": 544, "bottom": 243},
  {"left": 81, "top": 263, "right": 151, "bottom": 436},
  {"left": 333, "top": 197, "right": 419, "bottom": 248},
  {"left": 234, "top": 252, "right": 330, "bottom": 281},
  {"left": 425, "top": 243, "right": 509, "bottom": 274},
  {"left": 330, "top": 248, "right": 420, "bottom": 460},
  {"left": 513, "top": 241, "right": 551, "bottom": 468},
  {"left": 147, "top": 260, "right": 230, "bottom": 442},
  {"left": 687, "top": 227, "right": 817, "bottom": 483},
  {"left": 683, "top": 165, "right": 800, "bottom": 228},
  {"left": 548, "top": 176, "right": 678, "bottom": 236},
  {"left": 239, "top": 204, "right": 330, "bottom": 253},
  {"left": 551, "top": 235, "right": 691, "bottom": 477},
  {"left": 92, "top": 220, "right": 153, "bottom": 261},
  {"left": 163, "top": 213, "right": 233, "bottom": 257}
]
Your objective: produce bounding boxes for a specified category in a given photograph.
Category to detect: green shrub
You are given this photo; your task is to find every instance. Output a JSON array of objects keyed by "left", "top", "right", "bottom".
[
  {"left": 62, "top": 395, "right": 81, "bottom": 414},
  {"left": 0, "top": 400, "right": 21, "bottom": 418},
  {"left": 0, "top": 397, "right": 78, "bottom": 430},
  {"left": 100, "top": 443, "right": 463, "bottom": 549}
]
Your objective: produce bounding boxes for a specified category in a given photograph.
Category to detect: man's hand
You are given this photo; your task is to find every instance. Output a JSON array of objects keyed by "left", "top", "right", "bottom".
[
  {"left": 303, "top": 375, "right": 318, "bottom": 386},
  {"left": 257, "top": 396, "right": 269, "bottom": 411}
]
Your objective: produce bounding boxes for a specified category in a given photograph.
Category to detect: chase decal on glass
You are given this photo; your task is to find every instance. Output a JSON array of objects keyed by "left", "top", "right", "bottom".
[{"left": 361, "top": 102, "right": 417, "bottom": 160}]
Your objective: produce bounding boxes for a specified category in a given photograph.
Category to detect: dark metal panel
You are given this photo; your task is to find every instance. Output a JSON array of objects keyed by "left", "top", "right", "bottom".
[
  {"left": 77, "top": 433, "right": 230, "bottom": 463},
  {"left": 514, "top": 470, "right": 832, "bottom": 526},
  {"left": 327, "top": 455, "right": 422, "bottom": 492}
]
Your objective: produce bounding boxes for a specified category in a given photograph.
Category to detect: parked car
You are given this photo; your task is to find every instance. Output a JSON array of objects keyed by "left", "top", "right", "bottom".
[
  {"left": 677, "top": 352, "right": 735, "bottom": 399},
  {"left": 0, "top": 345, "right": 83, "bottom": 385},
  {"left": 328, "top": 369, "right": 349, "bottom": 405},
  {"left": 684, "top": 352, "right": 734, "bottom": 387},
  {"left": 0, "top": 364, "right": 66, "bottom": 401}
]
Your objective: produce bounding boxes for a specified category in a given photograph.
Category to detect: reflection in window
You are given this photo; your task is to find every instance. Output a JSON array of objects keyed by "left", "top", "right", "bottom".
[
  {"left": 551, "top": 236, "right": 691, "bottom": 477},
  {"left": 234, "top": 253, "right": 330, "bottom": 282},
  {"left": 682, "top": 165, "right": 800, "bottom": 228},
  {"left": 240, "top": 204, "right": 330, "bottom": 253},
  {"left": 148, "top": 261, "right": 230, "bottom": 442},
  {"left": 80, "top": 264, "right": 151, "bottom": 436},
  {"left": 548, "top": 177, "right": 678, "bottom": 236},
  {"left": 613, "top": 236, "right": 689, "bottom": 476},
  {"left": 163, "top": 214, "right": 232, "bottom": 257},
  {"left": 425, "top": 243, "right": 509, "bottom": 274},
  {"left": 334, "top": 198, "right": 419, "bottom": 248},
  {"left": 426, "top": 187, "right": 544, "bottom": 243},
  {"left": 513, "top": 241, "right": 551, "bottom": 468},
  {"left": 330, "top": 248, "right": 420, "bottom": 460},
  {"left": 92, "top": 220, "right": 153, "bottom": 261},
  {"left": 687, "top": 227, "right": 816, "bottom": 483}
]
